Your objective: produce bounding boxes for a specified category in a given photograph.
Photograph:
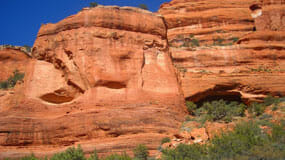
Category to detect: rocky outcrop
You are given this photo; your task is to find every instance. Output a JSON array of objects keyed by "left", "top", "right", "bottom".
[
  {"left": 0, "top": 48, "right": 31, "bottom": 81},
  {"left": 1, "top": 0, "right": 285, "bottom": 159},
  {"left": 0, "top": 6, "right": 186, "bottom": 159},
  {"left": 159, "top": 0, "right": 285, "bottom": 103}
]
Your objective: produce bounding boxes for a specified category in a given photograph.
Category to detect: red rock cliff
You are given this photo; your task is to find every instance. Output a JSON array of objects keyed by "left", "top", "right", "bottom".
[
  {"left": 0, "top": 6, "right": 186, "bottom": 159},
  {"left": 159, "top": 0, "right": 285, "bottom": 103},
  {"left": 0, "top": 0, "right": 285, "bottom": 158}
]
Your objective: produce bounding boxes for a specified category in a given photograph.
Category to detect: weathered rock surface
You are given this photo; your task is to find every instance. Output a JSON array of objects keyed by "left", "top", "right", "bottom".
[
  {"left": 159, "top": 0, "right": 285, "bottom": 103},
  {"left": 0, "top": 48, "right": 30, "bottom": 81},
  {"left": 1, "top": 0, "right": 285, "bottom": 158},
  {"left": 0, "top": 6, "right": 186, "bottom": 159}
]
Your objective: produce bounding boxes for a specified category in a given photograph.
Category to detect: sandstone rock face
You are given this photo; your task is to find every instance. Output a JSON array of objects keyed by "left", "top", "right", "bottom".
[
  {"left": 0, "top": 48, "right": 30, "bottom": 81},
  {"left": 0, "top": 6, "right": 186, "bottom": 159},
  {"left": 0, "top": 48, "right": 31, "bottom": 114},
  {"left": 1, "top": 0, "right": 285, "bottom": 159},
  {"left": 159, "top": 0, "right": 285, "bottom": 103}
]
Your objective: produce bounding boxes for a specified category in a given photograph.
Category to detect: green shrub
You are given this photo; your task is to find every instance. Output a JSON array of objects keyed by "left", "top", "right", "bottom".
[
  {"left": 180, "top": 34, "right": 200, "bottom": 48},
  {"left": 272, "top": 105, "right": 278, "bottom": 111},
  {"left": 208, "top": 121, "right": 265, "bottom": 159},
  {"left": 230, "top": 37, "right": 239, "bottom": 43},
  {"left": 191, "top": 38, "right": 200, "bottom": 47},
  {"left": 271, "top": 122, "right": 285, "bottom": 142},
  {"left": 0, "top": 81, "right": 9, "bottom": 89},
  {"left": 201, "top": 100, "right": 246, "bottom": 122},
  {"left": 20, "top": 154, "right": 38, "bottom": 160},
  {"left": 138, "top": 4, "right": 148, "bottom": 10},
  {"left": 90, "top": 2, "right": 98, "bottom": 8},
  {"left": 133, "top": 144, "right": 149, "bottom": 160},
  {"left": 162, "top": 121, "right": 285, "bottom": 160},
  {"left": 264, "top": 95, "right": 280, "bottom": 106},
  {"left": 88, "top": 149, "right": 99, "bottom": 160},
  {"left": 186, "top": 101, "right": 197, "bottom": 115},
  {"left": 213, "top": 37, "right": 224, "bottom": 46},
  {"left": 50, "top": 145, "right": 86, "bottom": 160},
  {"left": 161, "top": 137, "right": 171, "bottom": 145},
  {"left": 0, "top": 70, "right": 25, "bottom": 89},
  {"left": 161, "top": 143, "right": 207, "bottom": 160},
  {"left": 249, "top": 102, "right": 266, "bottom": 116},
  {"left": 23, "top": 45, "right": 32, "bottom": 52},
  {"left": 104, "top": 153, "right": 132, "bottom": 160}
]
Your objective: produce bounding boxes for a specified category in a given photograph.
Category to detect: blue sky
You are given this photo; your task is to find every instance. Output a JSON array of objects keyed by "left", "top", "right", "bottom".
[{"left": 0, "top": 0, "right": 170, "bottom": 47}]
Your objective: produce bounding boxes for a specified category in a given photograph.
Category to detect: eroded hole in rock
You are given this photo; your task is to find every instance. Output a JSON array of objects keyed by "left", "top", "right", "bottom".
[
  {"left": 95, "top": 80, "right": 127, "bottom": 89},
  {"left": 186, "top": 84, "right": 243, "bottom": 107},
  {"left": 249, "top": 4, "right": 262, "bottom": 11},
  {"left": 249, "top": 4, "right": 262, "bottom": 19},
  {"left": 40, "top": 93, "right": 74, "bottom": 104},
  {"left": 64, "top": 50, "right": 73, "bottom": 60}
]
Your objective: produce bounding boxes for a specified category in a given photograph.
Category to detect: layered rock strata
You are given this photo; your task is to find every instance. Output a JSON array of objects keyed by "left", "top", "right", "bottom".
[
  {"left": 159, "top": 0, "right": 285, "bottom": 103},
  {"left": 0, "top": 6, "right": 186, "bottom": 159}
]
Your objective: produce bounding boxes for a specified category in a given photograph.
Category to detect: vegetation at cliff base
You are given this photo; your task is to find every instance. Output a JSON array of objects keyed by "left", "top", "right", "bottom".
[
  {"left": 162, "top": 121, "right": 285, "bottom": 160},
  {"left": 9, "top": 120, "right": 284, "bottom": 160},
  {"left": 0, "top": 70, "right": 25, "bottom": 90},
  {"left": 186, "top": 99, "right": 246, "bottom": 123},
  {"left": 4, "top": 97, "right": 284, "bottom": 160}
]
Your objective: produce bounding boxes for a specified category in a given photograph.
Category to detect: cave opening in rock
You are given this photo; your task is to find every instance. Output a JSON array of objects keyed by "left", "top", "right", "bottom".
[{"left": 194, "top": 93, "right": 243, "bottom": 107}]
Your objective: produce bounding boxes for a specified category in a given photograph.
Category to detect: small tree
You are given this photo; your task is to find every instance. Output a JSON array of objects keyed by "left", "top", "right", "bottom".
[
  {"left": 88, "top": 149, "right": 99, "bottom": 160},
  {"left": 90, "top": 2, "right": 98, "bottom": 8},
  {"left": 50, "top": 145, "right": 86, "bottom": 160},
  {"left": 133, "top": 144, "right": 149, "bottom": 160},
  {"left": 138, "top": 4, "right": 148, "bottom": 10}
]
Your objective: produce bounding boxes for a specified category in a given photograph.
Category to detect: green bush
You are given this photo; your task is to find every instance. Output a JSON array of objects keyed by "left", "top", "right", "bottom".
[
  {"left": 230, "top": 37, "right": 239, "bottom": 43},
  {"left": 162, "top": 121, "right": 285, "bottom": 160},
  {"left": 104, "top": 153, "right": 132, "bottom": 160},
  {"left": 208, "top": 121, "right": 266, "bottom": 159},
  {"left": 20, "top": 154, "right": 38, "bottom": 160},
  {"left": 90, "top": 2, "right": 98, "bottom": 8},
  {"left": 161, "top": 137, "right": 171, "bottom": 145},
  {"left": 23, "top": 45, "right": 32, "bottom": 52},
  {"left": 186, "top": 101, "right": 197, "bottom": 115},
  {"left": 161, "top": 143, "right": 207, "bottom": 160},
  {"left": 201, "top": 100, "right": 246, "bottom": 122},
  {"left": 213, "top": 37, "right": 225, "bottom": 46},
  {"left": 191, "top": 38, "right": 200, "bottom": 47},
  {"left": 249, "top": 102, "right": 266, "bottom": 116},
  {"left": 0, "top": 81, "right": 9, "bottom": 89},
  {"left": 138, "top": 4, "right": 148, "bottom": 10},
  {"left": 264, "top": 95, "right": 280, "bottom": 106},
  {"left": 88, "top": 149, "right": 99, "bottom": 160},
  {"left": 50, "top": 145, "right": 86, "bottom": 160},
  {"left": 133, "top": 144, "right": 149, "bottom": 160},
  {"left": 0, "top": 70, "right": 25, "bottom": 89}
]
